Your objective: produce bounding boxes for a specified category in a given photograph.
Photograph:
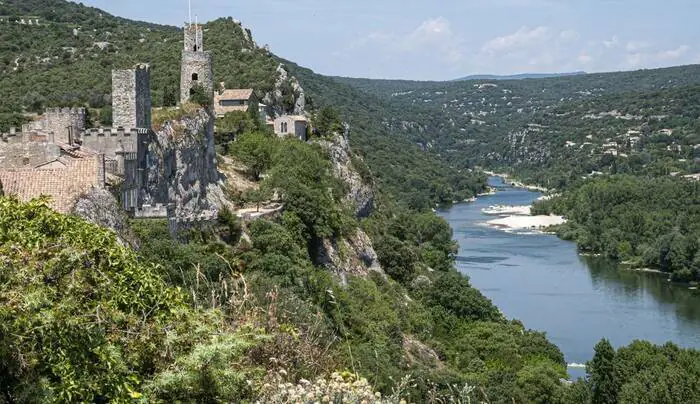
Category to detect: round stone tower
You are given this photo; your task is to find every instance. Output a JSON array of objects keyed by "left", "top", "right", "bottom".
[{"left": 180, "top": 24, "right": 213, "bottom": 104}]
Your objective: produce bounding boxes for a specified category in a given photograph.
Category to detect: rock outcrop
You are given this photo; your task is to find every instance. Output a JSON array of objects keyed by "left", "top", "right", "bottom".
[
  {"left": 143, "top": 108, "right": 226, "bottom": 223},
  {"left": 263, "top": 64, "right": 306, "bottom": 117},
  {"left": 318, "top": 127, "right": 374, "bottom": 219},
  {"left": 73, "top": 188, "right": 133, "bottom": 245},
  {"left": 316, "top": 228, "right": 384, "bottom": 281},
  {"left": 314, "top": 127, "right": 383, "bottom": 279}
]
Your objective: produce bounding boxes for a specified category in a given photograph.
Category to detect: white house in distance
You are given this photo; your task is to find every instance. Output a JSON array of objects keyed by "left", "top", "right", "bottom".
[{"left": 274, "top": 115, "right": 308, "bottom": 141}]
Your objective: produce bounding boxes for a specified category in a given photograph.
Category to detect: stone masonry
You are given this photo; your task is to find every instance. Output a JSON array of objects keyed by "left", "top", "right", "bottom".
[
  {"left": 112, "top": 64, "right": 152, "bottom": 129},
  {"left": 180, "top": 24, "right": 213, "bottom": 104},
  {"left": 21, "top": 107, "right": 86, "bottom": 144}
]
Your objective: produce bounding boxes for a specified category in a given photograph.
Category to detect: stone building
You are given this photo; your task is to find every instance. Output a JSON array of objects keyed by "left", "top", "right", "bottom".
[
  {"left": 21, "top": 107, "right": 86, "bottom": 144},
  {"left": 0, "top": 154, "right": 105, "bottom": 213},
  {"left": 274, "top": 115, "right": 308, "bottom": 141},
  {"left": 181, "top": 24, "right": 213, "bottom": 104},
  {"left": 214, "top": 88, "right": 254, "bottom": 117},
  {"left": 112, "top": 64, "right": 152, "bottom": 129}
]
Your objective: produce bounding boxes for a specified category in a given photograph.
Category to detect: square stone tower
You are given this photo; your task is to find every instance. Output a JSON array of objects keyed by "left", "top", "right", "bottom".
[
  {"left": 180, "top": 24, "right": 213, "bottom": 104},
  {"left": 112, "top": 64, "right": 152, "bottom": 129}
]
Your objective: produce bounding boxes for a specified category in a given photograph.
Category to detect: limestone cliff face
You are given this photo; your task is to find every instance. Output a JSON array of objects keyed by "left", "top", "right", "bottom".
[
  {"left": 318, "top": 127, "right": 374, "bottom": 219},
  {"left": 143, "top": 108, "right": 226, "bottom": 221},
  {"left": 316, "top": 228, "right": 384, "bottom": 281},
  {"left": 263, "top": 64, "right": 306, "bottom": 117},
  {"left": 73, "top": 188, "right": 133, "bottom": 246},
  {"left": 315, "top": 129, "right": 383, "bottom": 279}
]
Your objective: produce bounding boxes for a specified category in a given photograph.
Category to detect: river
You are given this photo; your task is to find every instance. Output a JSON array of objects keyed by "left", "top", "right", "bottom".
[{"left": 439, "top": 177, "right": 700, "bottom": 379}]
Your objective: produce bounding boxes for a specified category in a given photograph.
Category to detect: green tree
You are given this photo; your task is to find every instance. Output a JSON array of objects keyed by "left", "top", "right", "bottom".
[
  {"left": 229, "top": 132, "right": 277, "bottom": 181},
  {"left": 588, "top": 339, "right": 619, "bottom": 404},
  {"left": 312, "top": 107, "right": 343, "bottom": 138},
  {"left": 189, "top": 83, "right": 212, "bottom": 107}
]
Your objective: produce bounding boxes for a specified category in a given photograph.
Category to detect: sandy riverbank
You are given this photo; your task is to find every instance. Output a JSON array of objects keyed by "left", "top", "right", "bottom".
[
  {"left": 487, "top": 214, "right": 566, "bottom": 230},
  {"left": 482, "top": 205, "right": 531, "bottom": 215}
]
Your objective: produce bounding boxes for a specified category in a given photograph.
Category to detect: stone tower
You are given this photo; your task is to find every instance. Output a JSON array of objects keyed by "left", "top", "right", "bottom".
[
  {"left": 112, "top": 64, "right": 152, "bottom": 129},
  {"left": 180, "top": 24, "right": 213, "bottom": 104}
]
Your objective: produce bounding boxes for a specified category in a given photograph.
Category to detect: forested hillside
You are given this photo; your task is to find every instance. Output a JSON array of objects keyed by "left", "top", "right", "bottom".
[
  {"left": 2, "top": 1, "right": 700, "bottom": 402},
  {"left": 336, "top": 65, "right": 700, "bottom": 188},
  {"left": 0, "top": 0, "right": 483, "bottom": 207}
]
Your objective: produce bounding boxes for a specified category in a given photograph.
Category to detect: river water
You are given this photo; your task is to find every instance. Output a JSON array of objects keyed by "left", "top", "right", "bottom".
[{"left": 439, "top": 177, "right": 700, "bottom": 378}]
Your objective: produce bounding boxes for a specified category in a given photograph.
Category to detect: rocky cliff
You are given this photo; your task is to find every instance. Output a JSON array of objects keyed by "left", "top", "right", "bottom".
[
  {"left": 314, "top": 129, "right": 383, "bottom": 279},
  {"left": 318, "top": 127, "right": 374, "bottom": 220},
  {"left": 73, "top": 188, "right": 133, "bottom": 246},
  {"left": 263, "top": 64, "right": 306, "bottom": 117},
  {"left": 143, "top": 108, "right": 228, "bottom": 223}
]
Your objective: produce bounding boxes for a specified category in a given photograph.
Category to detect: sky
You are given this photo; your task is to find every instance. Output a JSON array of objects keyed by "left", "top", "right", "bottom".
[{"left": 78, "top": 0, "right": 700, "bottom": 81}]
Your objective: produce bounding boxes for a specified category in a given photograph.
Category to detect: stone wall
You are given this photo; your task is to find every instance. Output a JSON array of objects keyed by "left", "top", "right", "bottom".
[
  {"left": 79, "top": 127, "right": 146, "bottom": 157},
  {"left": 0, "top": 141, "right": 60, "bottom": 168},
  {"left": 180, "top": 51, "right": 213, "bottom": 104},
  {"left": 112, "top": 65, "right": 151, "bottom": 129},
  {"left": 25, "top": 107, "right": 86, "bottom": 144},
  {"left": 183, "top": 25, "right": 204, "bottom": 52}
]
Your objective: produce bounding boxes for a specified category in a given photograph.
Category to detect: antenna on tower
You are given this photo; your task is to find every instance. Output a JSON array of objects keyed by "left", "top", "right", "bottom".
[{"left": 188, "top": 0, "right": 192, "bottom": 27}]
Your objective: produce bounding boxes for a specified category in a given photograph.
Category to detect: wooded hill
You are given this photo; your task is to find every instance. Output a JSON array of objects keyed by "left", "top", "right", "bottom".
[
  {"left": 336, "top": 64, "right": 700, "bottom": 188},
  {"left": 2, "top": 1, "right": 700, "bottom": 402}
]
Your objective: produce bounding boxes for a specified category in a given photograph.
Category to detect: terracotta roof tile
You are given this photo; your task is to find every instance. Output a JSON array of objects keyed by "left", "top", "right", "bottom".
[
  {"left": 0, "top": 156, "right": 101, "bottom": 213},
  {"left": 216, "top": 88, "right": 254, "bottom": 100}
]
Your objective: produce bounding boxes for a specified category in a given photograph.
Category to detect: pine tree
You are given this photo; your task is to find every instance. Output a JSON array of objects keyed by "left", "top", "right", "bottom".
[{"left": 588, "top": 338, "right": 619, "bottom": 404}]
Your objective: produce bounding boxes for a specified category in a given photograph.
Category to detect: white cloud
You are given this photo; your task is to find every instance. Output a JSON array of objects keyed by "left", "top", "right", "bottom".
[
  {"left": 657, "top": 45, "right": 690, "bottom": 59},
  {"left": 481, "top": 26, "right": 550, "bottom": 55},
  {"left": 602, "top": 36, "right": 620, "bottom": 49},
  {"left": 334, "top": 17, "right": 468, "bottom": 79},
  {"left": 401, "top": 17, "right": 465, "bottom": 62},
  {"left": 578, "top": 52, "right": 593, "bottom": 65},
  {"left": 559, "top": 29, "right": 581, "bottom": 43},
  {"left": 626, "top": 41, "right": 651, "bottom": 52},
  {"left": 624, "top": 45, "right": 691, "bottom": 68}
]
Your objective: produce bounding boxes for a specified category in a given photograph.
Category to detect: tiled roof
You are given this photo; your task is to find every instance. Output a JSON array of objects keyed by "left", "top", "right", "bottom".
[
  {"left": 277, "top": 115, "right": 308, "bottom": 122},
  {"left": 216, "top": 88, "right": 254, "bottom": 100},
  {"left": 0, "top": 156, "right": 101, "bottom": 213}
]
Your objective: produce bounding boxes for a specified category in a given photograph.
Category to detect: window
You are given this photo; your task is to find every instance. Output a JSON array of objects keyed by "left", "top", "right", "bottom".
[
  {"left": 192, "top": 73, "right": 199, "bottom": 81},
  {"left": 219, "top": 99, "right": 245, "bottom": 107},
  {"left": 193, "top": 45, "right": 198, "bottom": 52},
  {"left": 281, "top": 122, "right": 288, "bottom": 133}
]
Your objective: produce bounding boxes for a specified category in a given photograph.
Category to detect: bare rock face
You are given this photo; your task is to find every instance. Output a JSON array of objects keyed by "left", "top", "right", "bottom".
[
  {"left": 263, "top": 64, "right": 306, "bottom": 117},
  {"left": 143, "top": 108, "right": 225, "bottom": 222},
  {"left": 318, "top": 127, "right": 374, "bottom": 219},
  {"left": 316, "top": 228, "right": 384, "bottom": 280},
  {"left": 73, "top": 188, "right": 132, "bottom": 245},
  {"left": 315, "top": 128, "right": 382, "bottom": 279}
]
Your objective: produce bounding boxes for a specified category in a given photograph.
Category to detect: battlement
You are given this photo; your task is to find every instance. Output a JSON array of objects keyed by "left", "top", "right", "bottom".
[
  {"left": 81, "top": 127, "right": 149, "bottom": 137},
  {"left": 44, "top": 107, "right": 85, "bottom": 116},
  {"left": 134, "top": 203, "right": 170, "bottom": 218}
]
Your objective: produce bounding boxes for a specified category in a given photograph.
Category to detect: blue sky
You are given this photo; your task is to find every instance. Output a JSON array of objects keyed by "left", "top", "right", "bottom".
[{"left": 79, "top": 0, "right": 700, "bottom": 80}]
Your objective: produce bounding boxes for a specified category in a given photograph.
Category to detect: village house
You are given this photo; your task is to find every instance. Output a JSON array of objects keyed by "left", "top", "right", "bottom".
[
  {"left": 274, "top": 115, "right": 308, "bottom": 141},
  {"left": 214, "top": 88, "right": 253, "bottom": 117}
]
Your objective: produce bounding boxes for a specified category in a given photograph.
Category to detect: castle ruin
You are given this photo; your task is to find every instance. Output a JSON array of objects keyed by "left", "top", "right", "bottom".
[
  {"left": 180, "top": 24, "right": 213, "bottom": 104},
  {"left": 0, "top": 22, "right": 217, "bottom": 220}
]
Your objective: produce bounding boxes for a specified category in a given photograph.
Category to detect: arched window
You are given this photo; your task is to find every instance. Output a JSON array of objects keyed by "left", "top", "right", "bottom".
[
  {"left": 192, "top": 73, "right": 199, "bottom": 81},
  {"left": 193, "top": 45, "right": 198, "bottom": 52}
]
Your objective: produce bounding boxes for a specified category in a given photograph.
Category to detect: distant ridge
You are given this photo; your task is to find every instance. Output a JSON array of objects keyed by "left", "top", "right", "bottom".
[{"left": 455, "top": 71, "right": 587, "bottom": 81}]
